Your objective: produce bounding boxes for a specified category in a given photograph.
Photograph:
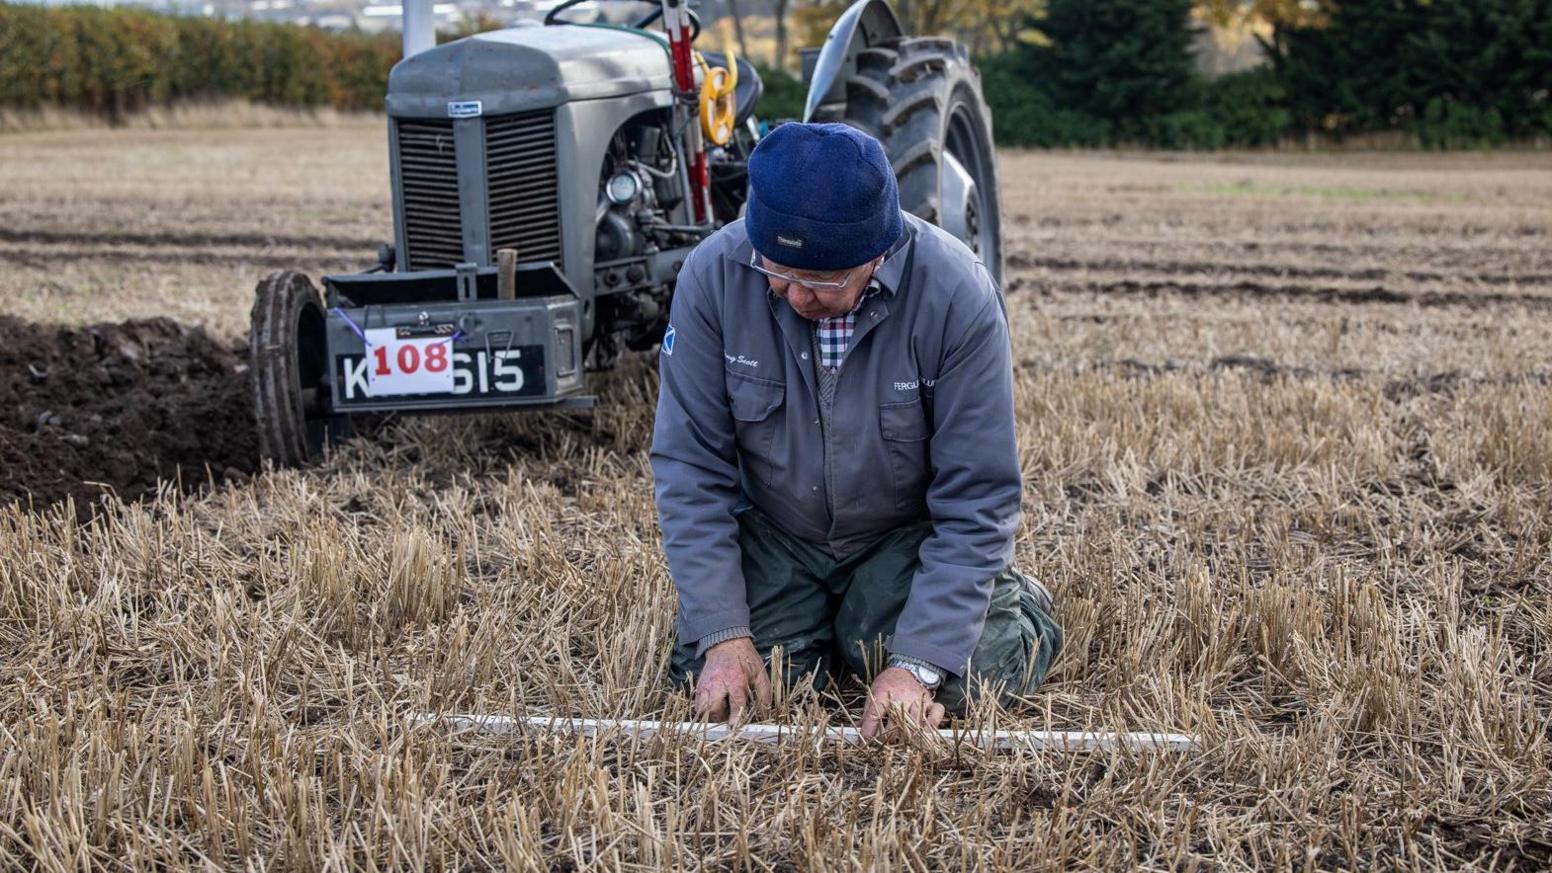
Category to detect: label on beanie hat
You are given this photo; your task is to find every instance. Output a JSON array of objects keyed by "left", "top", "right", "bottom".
[{"left": 776, "top": 234, "right": 804, "bottom": 249}]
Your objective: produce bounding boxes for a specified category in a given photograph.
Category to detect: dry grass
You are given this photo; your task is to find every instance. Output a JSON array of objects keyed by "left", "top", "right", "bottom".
[{"left": 1, "top": 128, "right": 1550, "bottom": 870}]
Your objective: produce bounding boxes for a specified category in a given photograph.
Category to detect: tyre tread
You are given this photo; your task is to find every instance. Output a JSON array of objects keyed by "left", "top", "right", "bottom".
[
  {"left": 837, "top": 33, "right": 1004, "bottom": 286},
  {"left": 249, "top": 270, "right": 323, "bottom": 467}
]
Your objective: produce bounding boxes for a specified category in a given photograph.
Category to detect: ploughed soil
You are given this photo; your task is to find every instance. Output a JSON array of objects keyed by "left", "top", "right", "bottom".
[{"left": 0, "top": 315, "right": 256, "bottom": 517}]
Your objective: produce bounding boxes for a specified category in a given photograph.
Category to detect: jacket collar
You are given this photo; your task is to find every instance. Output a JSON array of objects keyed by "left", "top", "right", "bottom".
[{"left": 869, "top": 223, "right": 913, "bottom": 297}]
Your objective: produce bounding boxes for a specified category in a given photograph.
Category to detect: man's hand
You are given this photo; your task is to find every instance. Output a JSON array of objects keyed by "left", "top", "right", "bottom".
[
  {"left": 692, "top": 637, "right": 773, "bottom": 722},
  {"left": 859, "top": 667, "right": 947, "bottom": 742}
]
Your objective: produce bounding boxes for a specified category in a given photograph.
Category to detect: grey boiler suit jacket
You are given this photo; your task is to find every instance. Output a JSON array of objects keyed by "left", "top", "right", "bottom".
[{"left": 649, "top": 213, "right": 1020, "bottom": 676}]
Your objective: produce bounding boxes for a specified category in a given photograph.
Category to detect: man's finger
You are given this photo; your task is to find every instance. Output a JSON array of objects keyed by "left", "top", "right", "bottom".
[
  {"left": 927, "top": 702, "right": 947, "bottom": 728},
  {"left": 859, "top": 697, "right": 884, "bottom": 740},
  {"left": 884, "top": 697, "right": 911, "bottom": 743},
  {"left": 891, "top": 699, "right": 918, "bottom": 744},
  {"left": 693, "top": 675, "right": 729, "bottom": 722},
  {"left": 727, "top": 684, "right": 749, "bottom": 722},
  {"left": 890, "top": 697, "right": 938, "bottom": 744},
  {"left": 752, "top": 667, "right": 773, "bottom": 710},
  {"left": 698, "top": 688, "right": 729, "bottom": 722}
]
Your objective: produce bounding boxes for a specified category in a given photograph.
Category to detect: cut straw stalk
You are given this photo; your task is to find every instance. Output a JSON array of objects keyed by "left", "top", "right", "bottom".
[{"left": 415, "top": 713, "right": 1200, "bottom": 752}]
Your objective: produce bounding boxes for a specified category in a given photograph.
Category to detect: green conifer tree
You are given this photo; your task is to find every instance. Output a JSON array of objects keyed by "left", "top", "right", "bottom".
[
  {"left": 1029, "top": 0, "right": 1201, "bottom": 143},
  {"left": 1274, "top": 0, "right": 1552, "bottom": 144}
]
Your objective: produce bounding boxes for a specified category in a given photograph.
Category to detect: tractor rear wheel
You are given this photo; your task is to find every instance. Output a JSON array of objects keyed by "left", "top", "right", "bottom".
[
  {"left": 838, "top": 37, "right": 1004, "bottom": 287},
  {"left": 249, "top": 270, "right": 351, "bottom": 466}
]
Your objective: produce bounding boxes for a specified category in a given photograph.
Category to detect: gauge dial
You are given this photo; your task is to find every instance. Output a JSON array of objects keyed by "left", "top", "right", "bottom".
[{"left": 606, "top": 172, "right": 641, "bottom": 205}]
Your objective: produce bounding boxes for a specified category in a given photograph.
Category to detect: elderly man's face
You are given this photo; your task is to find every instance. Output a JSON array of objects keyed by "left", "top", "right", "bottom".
[{"left": 758, "top": 256, "right": 880, "bottom": 321}]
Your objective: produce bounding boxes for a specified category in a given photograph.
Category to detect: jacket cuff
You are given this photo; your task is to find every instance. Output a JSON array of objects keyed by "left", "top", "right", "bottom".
[
  {"left": 696, "top": 625, "right": 753, "bottom": 657},
  {"left": 886, "top": 636, "right": 969, "bottom": 679},
  {"left": 678, "top": 607, "right": 752, "bottom": 648}
]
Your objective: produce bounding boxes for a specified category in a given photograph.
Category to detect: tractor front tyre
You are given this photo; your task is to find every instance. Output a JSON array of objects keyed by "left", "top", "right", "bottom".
[
  {"left": 248, "top": 270, "right": 351, "bottom": 466},
  {"left": 840, "top": 37, "right": 1004, "bottom": 288}
]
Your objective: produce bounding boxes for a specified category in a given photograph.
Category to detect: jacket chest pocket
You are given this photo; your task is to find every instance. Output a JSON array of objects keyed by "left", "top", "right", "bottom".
[
  {"left": 879, "top": 398, "right": 932, "bottom": 511},
  {"left": 728, "top": 374, "right": 785, "bottom": 487}
]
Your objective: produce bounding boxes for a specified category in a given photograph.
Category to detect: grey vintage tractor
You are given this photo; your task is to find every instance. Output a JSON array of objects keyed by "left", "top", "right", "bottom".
[{"left": 249, "top": 0, "right": 1003, "bottom": 464}]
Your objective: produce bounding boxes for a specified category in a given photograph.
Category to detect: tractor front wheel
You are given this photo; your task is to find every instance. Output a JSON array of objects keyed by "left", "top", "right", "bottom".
[{"left": 249, "top": 270, "right": 351, "bottom": 466}]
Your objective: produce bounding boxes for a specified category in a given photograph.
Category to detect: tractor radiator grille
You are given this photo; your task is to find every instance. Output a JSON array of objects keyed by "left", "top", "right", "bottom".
[
  {"left": 397, "top": 118, "right": 463, "bottom": 270},
  {"left": 485, "top": 110, "right": 562, "bottom": 270}
]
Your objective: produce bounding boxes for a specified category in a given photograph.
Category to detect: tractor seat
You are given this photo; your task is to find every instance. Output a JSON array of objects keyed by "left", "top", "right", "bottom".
[{"left": 699, "top": 51, "right": 763, "bottom": 127}]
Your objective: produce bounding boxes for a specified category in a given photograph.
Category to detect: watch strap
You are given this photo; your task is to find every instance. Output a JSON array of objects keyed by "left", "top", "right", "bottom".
[{"left": 888, "top": 654, "right": 945, "bottom": 689}]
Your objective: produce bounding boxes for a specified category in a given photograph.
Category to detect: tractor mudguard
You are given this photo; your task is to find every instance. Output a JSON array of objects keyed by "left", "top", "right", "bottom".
[{"left": 801, "top": 0, "right": 905, "bottom": 123}]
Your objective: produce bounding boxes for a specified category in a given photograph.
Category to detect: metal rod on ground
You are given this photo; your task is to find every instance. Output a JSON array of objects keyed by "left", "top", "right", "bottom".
[{"left": 415, "top": 714, "right": 1199, "bottom": 753}]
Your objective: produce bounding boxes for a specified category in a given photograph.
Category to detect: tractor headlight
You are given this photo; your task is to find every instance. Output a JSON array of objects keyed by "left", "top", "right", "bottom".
[{"left": 606, "top": 171, "right": 641, "bottom": 205}]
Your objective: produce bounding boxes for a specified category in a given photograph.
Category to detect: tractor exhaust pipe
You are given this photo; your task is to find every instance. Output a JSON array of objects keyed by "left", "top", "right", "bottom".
[{"left": 402, "top": 0, "right": 435, "bottom": 59}]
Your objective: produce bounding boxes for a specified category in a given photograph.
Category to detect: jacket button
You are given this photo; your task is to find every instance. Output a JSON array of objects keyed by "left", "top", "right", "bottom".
[
  {"left": 811, "top": 486, "right": 819, "bottom": 492},
  {"left": 801, "top": 352, "right": 809, "bottom": 360}
]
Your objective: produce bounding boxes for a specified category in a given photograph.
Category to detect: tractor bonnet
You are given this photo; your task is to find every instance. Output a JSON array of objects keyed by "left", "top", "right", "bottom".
[{"left": 386, "top": 25, "right": 674, "bottom": 118}]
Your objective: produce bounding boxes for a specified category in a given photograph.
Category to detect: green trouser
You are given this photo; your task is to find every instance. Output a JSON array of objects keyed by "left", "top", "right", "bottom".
[{"left": 669, "top": 508, "right": 1064, "bottom": 714}]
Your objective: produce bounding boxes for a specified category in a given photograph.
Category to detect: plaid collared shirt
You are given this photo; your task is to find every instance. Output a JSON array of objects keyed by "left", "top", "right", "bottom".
[{"left": 814, "top": 279, "right": 882, "bottom": 373}]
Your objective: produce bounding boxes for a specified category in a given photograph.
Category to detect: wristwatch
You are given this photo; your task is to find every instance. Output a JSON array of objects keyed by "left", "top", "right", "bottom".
[{"left": 888, "top": 656, "right": 944, "bottom": 691}]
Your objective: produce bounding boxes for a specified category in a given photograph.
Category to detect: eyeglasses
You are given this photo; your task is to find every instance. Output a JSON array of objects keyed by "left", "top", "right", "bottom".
[{"left": 748, "top": 256, "right": 874, "bottom": 292}]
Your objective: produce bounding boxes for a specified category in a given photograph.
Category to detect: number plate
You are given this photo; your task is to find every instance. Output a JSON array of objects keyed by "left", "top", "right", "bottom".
[{"left": 334, "top": 341, "right": 546, "bottom": 405}]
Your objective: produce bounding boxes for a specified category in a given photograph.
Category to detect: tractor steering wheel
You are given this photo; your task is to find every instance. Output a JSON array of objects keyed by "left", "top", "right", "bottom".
[{"left": 543, "top": 0, "right": 700, "bottom": 41}]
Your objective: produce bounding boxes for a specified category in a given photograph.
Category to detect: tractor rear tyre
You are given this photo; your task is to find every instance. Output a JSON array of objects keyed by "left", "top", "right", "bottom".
[
  {"left": 838, "top": 37, "right": 1004, "bottom": 287},
  {"left": 249, "top": 270, "right": 351, "bottom": 466}
]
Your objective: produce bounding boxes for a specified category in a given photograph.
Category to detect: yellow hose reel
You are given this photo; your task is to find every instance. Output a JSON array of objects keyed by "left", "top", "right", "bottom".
[{"left": 696, "top": 49, "right": 738, "bottom": 146}]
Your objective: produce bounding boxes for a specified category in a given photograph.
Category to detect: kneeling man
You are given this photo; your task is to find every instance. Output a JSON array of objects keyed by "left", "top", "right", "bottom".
[{"left": 651, "top": 122, "right": 1061, "bottom": 739}]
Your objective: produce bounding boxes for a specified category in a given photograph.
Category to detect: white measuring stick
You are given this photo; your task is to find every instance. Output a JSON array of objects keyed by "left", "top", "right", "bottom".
[{"left": 415, "top": 713, "right": 1199, "bottom": 753}]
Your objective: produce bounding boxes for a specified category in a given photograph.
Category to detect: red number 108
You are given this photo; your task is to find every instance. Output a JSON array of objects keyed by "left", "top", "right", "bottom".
[{"left": 374, "top": 342, "right": 450, "bottom": 376}]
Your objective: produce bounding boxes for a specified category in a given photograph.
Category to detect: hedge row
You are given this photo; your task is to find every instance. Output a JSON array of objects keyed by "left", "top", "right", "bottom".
[
  {"left": 981, "top": 58, "right": 1292, "bottom": 150},
  {"left": 0, "top": 2, "right": 399, "bottom": 118},
  {"left": 979, "top": 0, "right": 1552, "bottom": 149}
]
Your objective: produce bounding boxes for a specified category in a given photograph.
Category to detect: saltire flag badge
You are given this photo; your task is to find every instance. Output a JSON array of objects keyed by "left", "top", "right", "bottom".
[{"left": 662, "top": 324, "right": 676, "bottom": 356}]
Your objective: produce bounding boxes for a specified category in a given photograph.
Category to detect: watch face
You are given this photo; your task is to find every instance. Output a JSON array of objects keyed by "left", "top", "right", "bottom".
[{"left": 890, "top": 657, "right": 942, "bottom": 688}]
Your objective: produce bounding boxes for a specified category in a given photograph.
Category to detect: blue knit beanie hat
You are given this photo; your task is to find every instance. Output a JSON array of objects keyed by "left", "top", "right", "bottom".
[{"left": 745, "top": 122, "right": 903, "bottom": 271}]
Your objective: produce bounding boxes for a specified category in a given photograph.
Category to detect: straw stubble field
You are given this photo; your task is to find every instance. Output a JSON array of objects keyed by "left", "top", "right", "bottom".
[{"left": 1, "top": 124, "right": 1549, "bottom": 870}]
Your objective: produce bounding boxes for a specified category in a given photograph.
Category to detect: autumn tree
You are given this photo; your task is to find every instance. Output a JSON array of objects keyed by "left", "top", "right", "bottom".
[
  {"left": 1195, "top": 0, "right": 1332, "bottom": 31},
  {"left": 794, "top": 0, "right": 1044, "bottom": 59}
]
